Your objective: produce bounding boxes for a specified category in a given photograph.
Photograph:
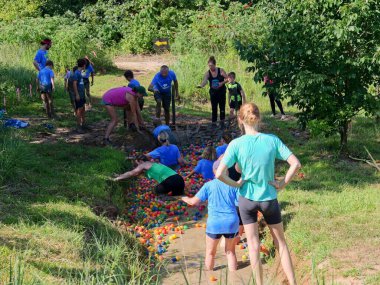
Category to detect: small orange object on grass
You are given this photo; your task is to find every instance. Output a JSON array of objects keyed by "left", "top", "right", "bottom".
[{"left": 210, "top": 276, "right": 217, "bottom": 282}]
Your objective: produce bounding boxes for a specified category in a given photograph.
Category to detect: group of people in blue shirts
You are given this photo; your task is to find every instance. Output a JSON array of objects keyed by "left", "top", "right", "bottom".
[
  {"left": 114, "top": 102, "right": 301, "bottom": 285},
  {"left": 33, "top": 38, "right": 96, "bottom": 132}
]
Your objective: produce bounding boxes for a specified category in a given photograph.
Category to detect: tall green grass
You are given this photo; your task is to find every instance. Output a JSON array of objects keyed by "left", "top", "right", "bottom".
[{"left": 172, "top": 49, "right": 265, "bottom": 107}]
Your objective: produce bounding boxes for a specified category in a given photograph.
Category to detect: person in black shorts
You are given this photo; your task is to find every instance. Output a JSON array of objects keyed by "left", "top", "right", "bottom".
[
  {"left": 226, "top": 72, "right": 246, "bottom": 118},
  {"left": 197, "top": 56, "right": 228, "bottom": 128},
  {"left": 215, "top": 103, "right": 301, "bottom": 285}
]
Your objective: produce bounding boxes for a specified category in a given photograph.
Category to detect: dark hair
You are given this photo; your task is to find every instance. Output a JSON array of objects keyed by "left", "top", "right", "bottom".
[
  {"left": 77, "top": 58, "right": 87, "bottom": 68},
  {"left": 136, "top": 154, "right": 148, "bottom": 161},
  {"left": 208, "top": 56, "right": 216, "bottom": 65},
  {"left": 228, "top": 72, "right": 236, "bottom": 78},
  {"left": 161, "top": 65, "right": 169, "bottom": 70},
  {"left": 124, "top": 70, "right": 134, "bottom": 79},
  {"left": 222, "top": 133, "right": 232, "bottom": 144},
  {"left": 72, "top": 66, "right": 78, "bottom": 72},
  {"left": 46, "top": 60, "right": 54, "bottom": 67},
  {"left": 41, "top": 38, "right": 52, "bottom": 45}
]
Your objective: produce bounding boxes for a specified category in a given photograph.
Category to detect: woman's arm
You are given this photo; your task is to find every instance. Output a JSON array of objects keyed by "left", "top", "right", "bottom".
[
  {"left": 182, "top": 196, "right": 202, "bottom": 206},
  {"left": 215, "top": 160, "right": 243, "bottom": 188},
  {"left": 269, "top": 154, "right": 301, "bottom": 190},
  {"left": 113, "top": 163, "right": 146, "bottom": 181},
  {"left": 184, "top": 170, "right": 195, "bottom": 180},
  {"left": 198, "top": 71, "right": 209, "bottom": 88},
  {"left": 218, "top": 68, "right": 229, "bottom": 88}
]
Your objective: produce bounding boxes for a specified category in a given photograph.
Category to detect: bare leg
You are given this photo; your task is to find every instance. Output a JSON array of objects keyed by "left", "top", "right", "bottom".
[
  {"left": 268, "top": 223, "right": 297, "bottom": 285},
  {"left": 244, "top": 223, "right": 263, "bottom": 285},
  {"left": 105, "top": 106, "right": 118, "bottom": 139},
  {"left": 46, "top": 93, "right": 53, "bottom": 118},
  {"left": 205, "top": 235, "right": 220, "bottom": 271},
  {"left": 224, "top": 237, "right": 237, "bottom": 271}
]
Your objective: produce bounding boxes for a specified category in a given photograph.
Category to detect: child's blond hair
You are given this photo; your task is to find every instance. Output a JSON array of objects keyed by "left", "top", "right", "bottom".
[{"left": 202, "top": 146, "right": 216, "bottom": 161}]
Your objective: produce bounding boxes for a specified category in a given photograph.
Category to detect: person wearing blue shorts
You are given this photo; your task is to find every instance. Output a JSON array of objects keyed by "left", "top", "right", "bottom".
[
  {"left": 37, "top": 60, "right": 55, "bottom": 118},
  {"left": 216, "top": 103, "right": 301, "bottom": 285},
  {"left": 148, "top": 65, "right": 179, "bottom": 125},
  {"left": 182, "top": 160, "right": 239, "bottom": 272}
]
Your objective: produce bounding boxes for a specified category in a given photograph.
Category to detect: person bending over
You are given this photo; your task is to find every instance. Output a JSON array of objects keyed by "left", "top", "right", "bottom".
[{"left": 113, "top": 155, "right": 185, "bottom": 196}]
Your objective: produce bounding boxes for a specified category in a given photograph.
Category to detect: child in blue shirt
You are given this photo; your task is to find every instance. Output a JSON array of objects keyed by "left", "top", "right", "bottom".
[
  {"left": 124, "top": 70, "right": 144, "bottom": 110},
  {"left": 145, "top": 131, "right": 186, "bottom": 169},
  {"left": 83, "top": 58, "right": 95, "bottom": 110},
  {"left": 185, "top": 146, "right": 216, "bottom": 180},
  {"left": 37, "top": 60, "right": 55, "bottom": 118},
  {"left": 182, "top": 160, "right": 239, "bottom": 272}
]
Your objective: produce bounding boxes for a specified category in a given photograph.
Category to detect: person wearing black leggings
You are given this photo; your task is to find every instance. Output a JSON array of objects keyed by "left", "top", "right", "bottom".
[
  {"left": 264, "top": 76, "right": 286, "bottom": 119},
  {"left": 198, "top": 56, "right": 228, "bottom": 127}
]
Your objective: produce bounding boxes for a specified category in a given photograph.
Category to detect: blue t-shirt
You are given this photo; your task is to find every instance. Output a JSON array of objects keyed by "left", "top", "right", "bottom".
[
  {"left": 196, "top": 179, "right": 239, "bottom": 234},
  {"left": 148, "top": 144, "right": 181, "bottom": 167},
  {"left": 82, "top": 64, "right": 94, "bottom": 79},
  {"left": 153, "top": 125, "right": 171, "bottom": 139},
  {"left": 216, "top": 144, "right": 228, "bottom": 158},
  {"left": 74, "top": 69, "right": 85, "bottom": 97},
  {"left": 38, "top": 67, "right": 54, "bottom": 86},
  {"left": 128, "top": 79, "right": 141, "bottom": 88},
  {"left": 151, "top": 70, "right": 177, "bottom": 94},
  {"left": 194, "top": 159, "right": 215, "bottom": 180},
  {"left": 34, "top": 49, "right": 48, "bottom": 70},
  {"left": 222, "top": 133, "right": 292, "bottom": 201}
]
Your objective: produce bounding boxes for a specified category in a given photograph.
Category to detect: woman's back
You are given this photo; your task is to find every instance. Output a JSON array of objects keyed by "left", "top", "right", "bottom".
[{"left": 223, "top": 133, "right": 292, "bottom": 201}]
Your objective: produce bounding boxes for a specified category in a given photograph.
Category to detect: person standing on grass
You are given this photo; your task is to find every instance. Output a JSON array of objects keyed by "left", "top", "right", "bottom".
[
  {"left": 37, "top": 60, "right": 55, "bottom": 118},
  {"left": 101, "top": 86, "right": 147, "bottom": 145},
  {"left": 83, "top": 58, "right": 95, "bottom": 110},
  {"left": 144, "top": 131, "right": 187, "bottom": 170},
  {"left": 197, "top": 56, "right": 228, "bottom": 129},
  {"left": 182, "top": 160, "right": 239, "bottom": 272},
  {"left": 226, "top": 72, "right": 246, "bottom": 118},
  {"left": 113, "top": 155, "right": 185, "bottom": 196},
  {"left": 148, "top": 65, "right": 179, "bottom": 125},
  {"left": 70, "top": 59, "right": 87, "bottom": 133},
  {"left": 264, "top": 75, "right": 286, "bottom": 120},
  {"left": 124, "top": 70, "right": 144, "bottom": 111},
  {"left": 33, "top": 38, "right": 52, "bottom": 72},
  {"left": 215, "top": 103, "right": 300, "bottom": 285}
]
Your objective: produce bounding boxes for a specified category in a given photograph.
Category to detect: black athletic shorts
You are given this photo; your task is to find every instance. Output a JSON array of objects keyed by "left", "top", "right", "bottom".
[
  {"left": 206, "top": 232, "right": 238, "bottom": 239},
  {"left": 239, "top": 196, "right": 282, "bottom": 225},
  {"left": 155, "top": 174, "right": 184, "bottom": 196},
  {"left": 229, "top": 100, "right": 242, "bottom": 110}
]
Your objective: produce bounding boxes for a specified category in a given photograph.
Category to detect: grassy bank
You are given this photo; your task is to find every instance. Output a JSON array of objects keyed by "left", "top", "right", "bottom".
[{"left": 0, "top": 129, "right": 162, "bottom": 284}]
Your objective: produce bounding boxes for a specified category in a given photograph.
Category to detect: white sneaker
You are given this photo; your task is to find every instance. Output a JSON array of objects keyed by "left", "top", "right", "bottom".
[{"left": 270, "top": 114, "right": 276, "bottom": 118}]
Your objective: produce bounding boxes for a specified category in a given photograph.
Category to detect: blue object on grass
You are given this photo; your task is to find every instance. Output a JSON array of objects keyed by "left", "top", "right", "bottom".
[
  {"left": 0, "top": 109, "right": 5, "bottom": 119},
  {"left": 4, "top": 119, "right": 29, "bottom": 129},
  {"left": 42, "top": 123, "right": 54, "bottom": 130}
]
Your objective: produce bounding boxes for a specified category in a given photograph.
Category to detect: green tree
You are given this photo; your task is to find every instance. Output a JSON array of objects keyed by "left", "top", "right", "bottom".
[{"left": 238, "top": 0, "right": 380, "bottom": 153}]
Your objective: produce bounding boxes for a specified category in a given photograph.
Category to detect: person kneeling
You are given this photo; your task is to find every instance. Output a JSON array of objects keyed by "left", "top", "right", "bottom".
[
  {"left": 113, "top": 155, "right": 184, "bottom": 196},
  {"left": 182, "top": 160, "right": 239, "bottom": 272}
]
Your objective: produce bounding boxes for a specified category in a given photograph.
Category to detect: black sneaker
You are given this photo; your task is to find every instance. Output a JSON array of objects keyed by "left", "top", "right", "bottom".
[
  {"left": 129, "top": 123, "right": 137, "bottom": 132},
  {"left": 104, "top": 138, "right": 112, "bottom": 146}
]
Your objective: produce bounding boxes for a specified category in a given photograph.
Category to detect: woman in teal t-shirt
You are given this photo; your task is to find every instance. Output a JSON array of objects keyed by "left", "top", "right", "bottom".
[
  {"left": 216, "top": 103, "right": 301, "bottom": 285},
  {"left": 113, "top": 155, "right": 184, "bottom": 196}
]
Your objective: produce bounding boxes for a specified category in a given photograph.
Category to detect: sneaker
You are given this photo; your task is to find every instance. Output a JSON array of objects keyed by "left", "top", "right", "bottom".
[
  {"left": 76, "top": 126, "right": 85, "bottom": 134},
  {"left": 82, "top": 124, "right": 92, "bottom": 131},
  {"left": 129, "top": 123, "right": 137, "bottom": 132},
  {"left": 104, "top": 138, "right": 113, "bottom": 146},
  {"left": 270, "top": 114, "right": 276, "bottom": 118}
]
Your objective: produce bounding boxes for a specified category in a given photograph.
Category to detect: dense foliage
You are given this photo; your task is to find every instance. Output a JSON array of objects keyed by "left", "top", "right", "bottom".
[{"left": 238, "top": 0, "right": 380, "bottom": 151}]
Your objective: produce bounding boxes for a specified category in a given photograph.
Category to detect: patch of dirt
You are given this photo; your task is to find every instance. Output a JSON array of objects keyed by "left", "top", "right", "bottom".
[{"left": 113, "top": 54, "right": 175, "bottom": 75}]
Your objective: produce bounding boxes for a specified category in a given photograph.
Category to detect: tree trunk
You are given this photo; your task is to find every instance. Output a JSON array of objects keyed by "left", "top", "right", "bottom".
[{"left": 339, "top": 121, "right": 349, "bottom": 156}]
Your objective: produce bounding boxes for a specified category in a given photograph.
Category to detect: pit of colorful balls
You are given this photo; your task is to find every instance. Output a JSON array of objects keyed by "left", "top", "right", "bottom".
[{"left": 116, "top": 144, "right": 270, "bottom": 265}]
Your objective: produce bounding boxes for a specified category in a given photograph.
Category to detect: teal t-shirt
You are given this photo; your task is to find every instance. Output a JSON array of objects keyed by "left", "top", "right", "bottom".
[{"left": 222, "top": 133, "right": 292, "bottom": 201}]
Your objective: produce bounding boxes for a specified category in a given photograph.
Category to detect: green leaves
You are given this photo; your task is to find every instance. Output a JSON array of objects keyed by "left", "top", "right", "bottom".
[{"left": 238, "top": 0, "right": 380, "bottom": 150}]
